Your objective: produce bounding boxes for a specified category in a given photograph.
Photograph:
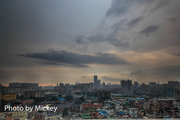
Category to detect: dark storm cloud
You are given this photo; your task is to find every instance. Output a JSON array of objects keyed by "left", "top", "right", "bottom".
[
  {"left": 1, "top": 0, "right": 180, "bottom": 84},
  {"left": 81, "top": 0, "right": 169, "bottom": 49},
  {"left": 106, "top": 0, "right": 154, "bottom": 17},
  {"left": 128, "top": 17, "right": 143, "bottom": 26},
  {"left": 76, "top": 34, "right": 129, "bottom": 48},
  {"left": 111, "top": 19, "right": 126, "bottom": 32},
  {"left": 76, "top": 36, "right": 85, "bottom": 44},
  {"left": 90, "top": 36, "right": 129, "bottom": 47},
  {"left": 150, "top": 0, "right": 170, "bottom": 13},
  {"left": 78, "top": 17, "right": 129, "bottom": 48},
  {"left": 166, "top": 16, "right": 180, "bottom": 23},
  {"left": 109, "top": 38, "right": 129, "bottom": 47},
  {"left": 87, "top": 0, "right": 175, "bottom": 51},
  {"left": 140, "top": 25, "right": 159, "bottom": 36},
  {"left": 75, "top": 36, "right": 89, "bottom": 44},
  {"left": 20, "top": 50, "right": 127, "bottom": 67}
]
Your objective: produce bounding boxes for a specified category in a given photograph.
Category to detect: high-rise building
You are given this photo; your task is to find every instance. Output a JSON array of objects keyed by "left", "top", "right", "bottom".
[
  {"left": 94, "top": 75, "right": 98, "bottom": 82},
  {"left": 148, "top": 82, "right": 157, "bottom": 87},
  {"left": 9, "top": 83, "right": 38, "bottom": 88},
  {"left": 167, "top": 81, "right": 180, "bottom": 97},
  {"left": 93, "top": 75, "right": 101, "bottom": 89},
  {"left": 97, "top": 80, "right": 101, "bottom": 86},
  {"left": 59, "top": 83, "right": 64, "bottom": 87},
  {"left": 121, "top": 80, "right": 132, "bottom": 90},
  {"left": 134, "top": 82, "right": 139, "bottom": 88},
  {"left": 168, "top": 81, "right": 179, "bottom": 89}
]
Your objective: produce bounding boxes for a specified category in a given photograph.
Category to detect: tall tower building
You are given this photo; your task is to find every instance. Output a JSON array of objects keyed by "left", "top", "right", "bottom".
[
  {"left": 94, "top": 75, "right": 100, "bottom": 89},
  {"left": 94, "top": 75, "right": 98, "bottom": 83},
  {"left": 121, "top": 80, "right": 132, "bottom": 90}
]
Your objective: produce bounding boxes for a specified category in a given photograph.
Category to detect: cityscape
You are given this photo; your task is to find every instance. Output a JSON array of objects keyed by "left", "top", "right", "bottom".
[
  {"left": 0, "top": 75, "right": 180, "bottom": 119},
  {"left": 1, "top": 0, "right": 180, "bottom": 119}
]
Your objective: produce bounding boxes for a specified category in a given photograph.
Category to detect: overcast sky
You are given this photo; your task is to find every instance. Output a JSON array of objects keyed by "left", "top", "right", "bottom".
[{"left": 1, "top": 0, "right": 180, "bottom": 85}]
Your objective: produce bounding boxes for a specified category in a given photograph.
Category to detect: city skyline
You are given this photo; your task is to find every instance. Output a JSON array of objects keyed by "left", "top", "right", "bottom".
[
  {"left": 1, "top": 0, "right": 180, "bottom": 85},
  {"left": 1, "top": 76, "right": 180, "bottom": 119},
  {"left": 1, "top": 75, "right": 176, "bottom": 87}
]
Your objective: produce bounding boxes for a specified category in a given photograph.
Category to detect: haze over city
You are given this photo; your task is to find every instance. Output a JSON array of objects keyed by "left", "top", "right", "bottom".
[{"left": 1, "top": 0, "right": 180, "bottom": 85}]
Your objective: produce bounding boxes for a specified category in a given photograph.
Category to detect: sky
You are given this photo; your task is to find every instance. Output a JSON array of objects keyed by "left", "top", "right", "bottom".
[{"left": 0, "top": 0, "right": 180, "bottom": 85}]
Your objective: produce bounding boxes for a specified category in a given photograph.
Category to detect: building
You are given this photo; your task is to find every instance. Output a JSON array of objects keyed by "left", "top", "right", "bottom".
[
  {"left": 93, "top": 75, "right": 101, "bottom": 89},
  {"left": 0, "top": 111, "right": 28, "bottom": 120},
  {"left": 148, "top": 82, "right": 157, "bottom": 87},
  {"left": 81, "top": 103, "right": 103, "bottom": 110},
  {"left": 168, "top": 81, "right": 179, "bottom": 90},
  {"left": 167, "top": 81, "right": 180, "bottom": 97},
  {"left": 121, "top": 80, "right": 132, "bottom": 90},
  {"left": 134, "top": 82, "right": 139, "bottom": 88},
  {"left": 97, "top": 91, "right": 111, "bottom": 99},
  {"left": 24, "top": 91, "right": 45, "bottom": 98},
  {"left": 9, "top": 83, "right": 38, "bottom": 88},
  {"left": 59, "top": 83, "right": 64, "bottom": 87},
  {"left": 9, "top": 83, "right": 38, "bottom": 91}
]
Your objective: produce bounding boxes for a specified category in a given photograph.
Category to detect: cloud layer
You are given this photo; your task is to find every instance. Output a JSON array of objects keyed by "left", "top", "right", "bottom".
[
  {"left": 76, "top": 0, "right": 180, "bottom": 53},
  {"left": 1, "top": 0, "right": 180, "bottom": 84},
  {"left": 20, "top": 50, "right": 127, "bottom": 67}
]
